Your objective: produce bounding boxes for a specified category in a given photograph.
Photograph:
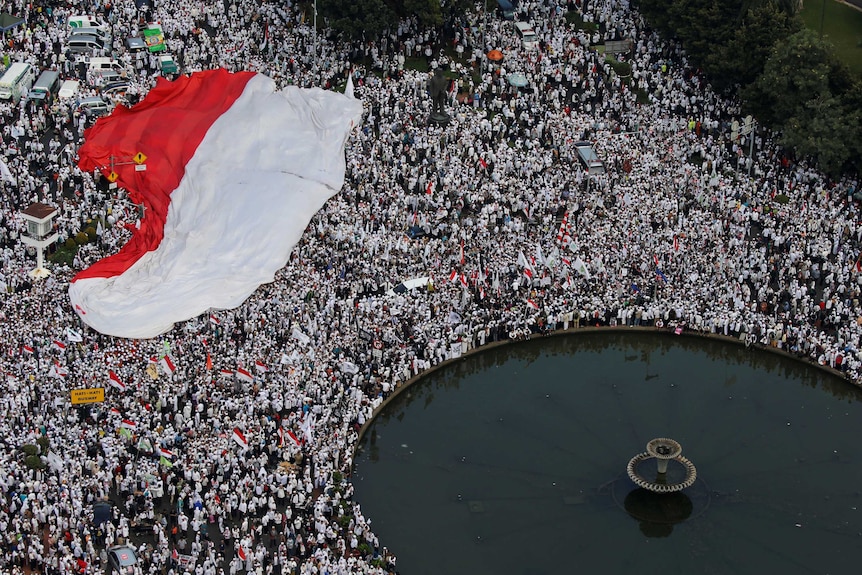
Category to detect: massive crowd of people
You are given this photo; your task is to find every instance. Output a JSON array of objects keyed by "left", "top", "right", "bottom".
[{"left": 1, "top": 0, "right": 861, "bottom": 574}]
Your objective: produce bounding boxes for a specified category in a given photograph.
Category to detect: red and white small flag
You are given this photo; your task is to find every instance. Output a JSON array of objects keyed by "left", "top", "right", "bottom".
[
  {"left": 219, "top": 368, "right": 234, "bottom": 378},
  {"left": 673, "top": 235, "right": 680, "bottom": 252},
  {"left": 526, "top": 299, "right": 539, "bottom": 310},
  {"left": 48, "top": 361, "right": 67, "bottom": 378},
  {"left": 449, "top": 269, "right": 459, "bottom": 283},
  {"left": 120, "top": 419, "right": 137, "bottom": 430},
  {"left": 232, "top": 427, "right": 248, "bottom": 450},
  {"left": 156, "top": 447, "right": 174, "bottom": 460},
  {"left": 108, "top": 370, "right": 125, "bottom": 391},
  {"left": 159, "top": 355, "right": 176, "bottom": 375},
  {"left": 235, "top": 367, "right": 253, "bottom": 383},
  {"left": 459, "top": 274, "right": 469, "bottom": 289},
  {"left": 22, "top": 345, "right": 33, "bottom": 355},
  {"left": 523, "top": 267, "right": 533, "bottom": 280},
  {"left": 653, "top": 253, "right": 660, "bottom": 267},
  {"left": 52, "top": 340, "right": 66, "bottom": 353},
  {"left": 287, "top": 429, "right": 302, "bottom": 447},
  {"left": 254, "top": 360, "right": 268, "bottom": 373},
  {"left": 425, "top": 180, "right": 433, "bottom": 195},
  {"left": 237, "top": 546, "right": 247, "bottom": 561},
  {"left": 210, "top": 315, "right": 221, "bottom": 326},
  {"left": 110, "top": 406, "right": 122, "bottom": 415}
]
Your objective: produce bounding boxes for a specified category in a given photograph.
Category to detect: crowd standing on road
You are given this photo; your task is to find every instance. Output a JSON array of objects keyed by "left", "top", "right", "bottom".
[{"left": 1, "top": 0, "right": 861, "bottom": 574}]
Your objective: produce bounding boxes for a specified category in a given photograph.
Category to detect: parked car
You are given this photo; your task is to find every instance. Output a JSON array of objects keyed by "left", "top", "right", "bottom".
[
  {"left": 101, "top": 81, "right": 130, "bottom": 96},
  {"left": 90, "top": 68, "right": 124, "bottom": 86},
  {"left": 77, "top": 95, "right": 112, "bottom": 118},
  {"left": 107, "top": 545, "right": 137, "bottom": 574},
  {"left": 159, "top": 54, "right": 178, "bottom": 75},
  {"left": 58, "top": 79, "right": 80, "bottom": 100}
]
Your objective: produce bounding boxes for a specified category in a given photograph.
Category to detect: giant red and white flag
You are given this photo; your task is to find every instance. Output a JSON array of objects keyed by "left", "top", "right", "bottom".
[{"left": 68, "top": 69, "right": 363, "bottom": 338}]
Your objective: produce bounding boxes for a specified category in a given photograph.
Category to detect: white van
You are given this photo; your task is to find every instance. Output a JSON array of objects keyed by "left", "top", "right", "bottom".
[
  {"left": 70, "top": 27, "right": 111, "bottom": 44},
  {"left": 514, "top": 21, "right": 539, "bottom": 50},
  {"left": 68, "top": 15, "right": 109, "bottom": 32},
  {"left": 58, "top": 79, "right": 80, "bottom": 100},
  {"left": 0, "top": 62, "right": 35, "bottom": 102},
  {"left": 68, "top": 34, "right": 105, "bottom": 54},
  {"left": 88, "top": 57, "right": 123, "bottom": 72}
]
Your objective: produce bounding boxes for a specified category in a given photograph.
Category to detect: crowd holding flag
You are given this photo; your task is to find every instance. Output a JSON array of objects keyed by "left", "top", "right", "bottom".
[
  {"left": 108, "top": 370, "right": 125, "bottom": 391},
  {"left": 236, "top": 367, "right": 253, "bottom": 383},
  {"left": 232, "top": 427, "right": 249, "bottom": 450}
]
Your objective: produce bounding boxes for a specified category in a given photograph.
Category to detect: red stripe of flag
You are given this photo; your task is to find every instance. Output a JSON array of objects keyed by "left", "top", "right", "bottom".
[{"left": 232, "top": 427, "right": 248, "bottom": 450}]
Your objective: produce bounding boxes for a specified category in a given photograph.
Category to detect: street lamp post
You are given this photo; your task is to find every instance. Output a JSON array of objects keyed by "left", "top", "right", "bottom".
[
  {"left": 482, "top": 0, "right": 487, "bottom": 74},
  {"left": 731, "top": 116, "right": 756, "bottom": 177}
]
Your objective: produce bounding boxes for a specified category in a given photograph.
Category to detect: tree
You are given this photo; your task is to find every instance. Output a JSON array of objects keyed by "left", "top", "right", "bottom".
[
  {"left": 707, "top": 1, "right": 801, "bottom": 91},
  {"left": 399, "top": 0, "right": 443, "bottom": 29},
  {"left": 781, "top": 94, "right": 855, "bottom": 175},
  {"left": 744, "top": 29, "right": 860, "bottom": 174},
  {"left": 318, "top": 0, "right": 396, "bottom": 41}
]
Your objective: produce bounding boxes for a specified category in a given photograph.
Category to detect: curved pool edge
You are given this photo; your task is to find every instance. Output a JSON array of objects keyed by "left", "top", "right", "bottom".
[{"left": 352, "top": 325, "right": 855, "bottom": 457}]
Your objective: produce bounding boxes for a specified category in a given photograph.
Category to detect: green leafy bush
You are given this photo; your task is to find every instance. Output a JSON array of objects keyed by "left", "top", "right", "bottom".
[
  {"left": 606, "top": 57, "right": 632, "bottom": 77},
  {"left": 25, "top": 454, "right": 46, "bottom": 470}
]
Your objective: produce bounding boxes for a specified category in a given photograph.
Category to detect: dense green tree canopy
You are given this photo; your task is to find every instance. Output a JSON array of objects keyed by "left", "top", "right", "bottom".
[
  {"left": 635, "top": 0, "right": 860, "bottom": 175},
  {"left": 744, "top": 29, "right": 861, "bottom": 174}
]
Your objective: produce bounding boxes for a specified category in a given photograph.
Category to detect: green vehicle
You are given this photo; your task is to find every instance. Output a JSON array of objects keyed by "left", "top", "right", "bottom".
[
  {"left": 142, "top": 23, "right": 165, "bottom": 52},
  {"left": 159, "top": 54, "right": 178, "bottom": 75}
]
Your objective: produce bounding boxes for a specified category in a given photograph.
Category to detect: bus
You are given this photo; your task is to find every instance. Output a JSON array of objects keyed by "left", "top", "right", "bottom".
[{"left": 0, "top": 62, "right": 35, "bottom": 102}]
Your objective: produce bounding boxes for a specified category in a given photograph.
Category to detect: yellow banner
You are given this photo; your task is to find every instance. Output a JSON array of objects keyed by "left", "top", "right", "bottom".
[{"left": 71, "top": 387, "right": 105, "bottom": 405}]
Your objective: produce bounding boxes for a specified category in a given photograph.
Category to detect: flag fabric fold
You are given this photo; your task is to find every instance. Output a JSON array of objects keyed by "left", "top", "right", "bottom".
[
  {"left": 159, "top": 355, "right": 176, "bottom": 375},
  {"left": 68, "top": 69, "right": 363, "bottom": 339},
  {"left": 232, "top": 427, "right": 248, "bottom": 450},
  {"left": 108, "top": 370, "right": 125, "bottom": 391}
]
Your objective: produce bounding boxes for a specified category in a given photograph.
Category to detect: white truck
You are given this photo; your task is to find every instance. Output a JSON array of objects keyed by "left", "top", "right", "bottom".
[{"left": 0, "top": 62, "right": 35, "bottom": 103}]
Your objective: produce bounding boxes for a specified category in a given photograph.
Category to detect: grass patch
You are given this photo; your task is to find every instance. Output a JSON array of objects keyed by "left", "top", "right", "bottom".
[
  {"left": 404, "top": 56, "right": 430, "bottom": 72},
  {"left": 565, "top": 10, "right": 599, "bottom": 33},
  {"left": 800, "top": 0, "right": 862, "bottom": 77}
]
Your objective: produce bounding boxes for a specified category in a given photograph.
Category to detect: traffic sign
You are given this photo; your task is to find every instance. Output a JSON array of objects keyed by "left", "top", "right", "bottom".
[
  {"left": 107, "top": 171, "right": 119, "bottom": 182},
  {"left": 372, "top": 339, "right": 383, "bottom": 350},
  {"left": 133, "top": 152, "right": 147, "bottom": 164}
]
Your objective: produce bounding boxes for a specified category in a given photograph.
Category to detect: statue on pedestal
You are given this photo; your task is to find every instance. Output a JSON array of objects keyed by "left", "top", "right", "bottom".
[{"left": 427, "top": 68, "right": 451, "bottom": 125}]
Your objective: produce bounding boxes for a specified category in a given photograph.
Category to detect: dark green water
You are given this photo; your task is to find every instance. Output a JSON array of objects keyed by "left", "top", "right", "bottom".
[{"left": 352, "top": 332, "right": 862, "bottom": 575}]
